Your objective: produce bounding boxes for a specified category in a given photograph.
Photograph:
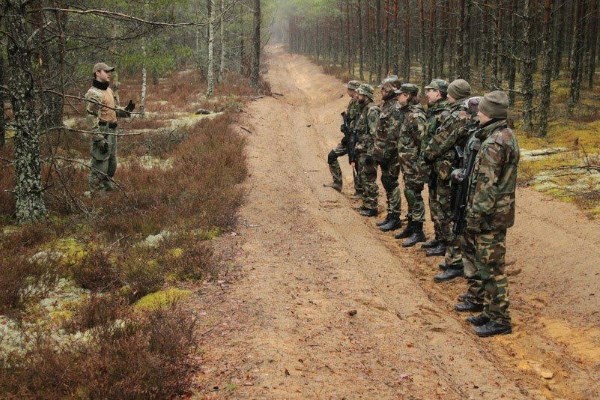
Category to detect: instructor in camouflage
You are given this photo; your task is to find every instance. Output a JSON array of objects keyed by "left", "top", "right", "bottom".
[
  {"left": 373, "top": 76, "right": 404, "bottom": 231},
  {"left": 457, "top": 91, "right": 519, "bottom": 338},
  {"left": 353, "top": 84, "right": 381, "bottom": 217},
  {"left": 85, "top": 62, "right": 134, "bottom": 191},
  {"left": 325, "top": 80, "right": 362, "bottom": 193},
  {"left": 393, "top": 83, "right": 428, "bottom": 247}
]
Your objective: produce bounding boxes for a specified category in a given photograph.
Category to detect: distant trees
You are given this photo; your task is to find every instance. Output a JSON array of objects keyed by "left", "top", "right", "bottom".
[{"left": 282, "top": 0, "right": 600, "bottom": 137}]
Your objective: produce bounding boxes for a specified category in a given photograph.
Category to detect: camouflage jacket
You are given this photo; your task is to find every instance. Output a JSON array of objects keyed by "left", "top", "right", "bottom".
[
  {"left": 85, "top": 81, "right": 128, "bottom": 127},
  {"left": 466, "top": 119, "right": 520, "bottom": 233},
  {"left": 354, "top": 101, "right": 381, "bottom": 156},
  {"left": 373, "top": 99, "right": 404, "bottom": 162},
  {"left": 346, "top": 98, "right": 361, "bottom": 132},
  {"left": 422, "top": 99, "right": 448, "bottom": 154},
  {"left": 398, "top": 104, "right": 426, "bottom": 157},
  {"left": 423, "top": 100, "right": 469, "bottom": 180}
]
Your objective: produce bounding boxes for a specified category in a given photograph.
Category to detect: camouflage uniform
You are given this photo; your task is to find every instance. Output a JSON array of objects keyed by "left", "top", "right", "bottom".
[
  {"left": 355, "top": 92, "right": 381, "bottom": 212},
  {"left": 461, "top": 119, "right": 519, "bottom": 324},
  {"left": 373, "top": 98, "right": 404, "bottom": 216},
  {"left": 398, "top": 103, "right": 427, "bottom": 223},
  {"left": 328, "top": 97, "right": 361, "bottom": 190},
  {"left": 85, "top": 81, "right": 128, "bottom": 191},
  {"left": 422, "top": 99, "right": 448, "bottom": 239},
  {"left": 423, "top": 100, "right": 470, "bottom": 246}
]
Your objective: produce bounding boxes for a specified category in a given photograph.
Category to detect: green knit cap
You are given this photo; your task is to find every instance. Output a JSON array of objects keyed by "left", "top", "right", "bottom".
[
  {"left": 447, "top": 79, "right": 471, "bottom": 100},
  {"left": 479, "top": 91, "right": 509, "bottom": 119}
]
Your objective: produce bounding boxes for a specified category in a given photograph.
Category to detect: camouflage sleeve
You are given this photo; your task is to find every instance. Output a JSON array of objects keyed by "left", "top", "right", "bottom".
[
  {"left": 372, "top": 115, "right": 388, "bottom": 161},
  {"left": 85, "top": 88, "right": 102, "bottom": 118},
  {"left": 466, "top": 142, "right": 504, "bottom": 228},
  {"left": 366, "top": 107, "right": 381, "bottom": 156},
  {"left": 411, "top": 113, "right": 426, "bottom": 146},
  {"left": 423, "top": 112, "right": 466, "bottom": 161}
]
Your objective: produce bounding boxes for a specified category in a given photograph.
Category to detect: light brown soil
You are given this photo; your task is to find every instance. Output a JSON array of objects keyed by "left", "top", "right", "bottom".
[{"left": 190, "top": 45, "right": 600, "bottom": 400}]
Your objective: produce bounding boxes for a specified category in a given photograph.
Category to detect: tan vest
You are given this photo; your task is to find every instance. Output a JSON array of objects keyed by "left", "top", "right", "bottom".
[{"left": 85, "top": 86, "right": 117, "bottom": 123}]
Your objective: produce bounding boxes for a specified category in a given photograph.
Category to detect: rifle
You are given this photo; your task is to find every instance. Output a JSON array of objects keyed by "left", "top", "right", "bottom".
[{"left": 452, "top": 138, "right": 481, "bottom": 235}]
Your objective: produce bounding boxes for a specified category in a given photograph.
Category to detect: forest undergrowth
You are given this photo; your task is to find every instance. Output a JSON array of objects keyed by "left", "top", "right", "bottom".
[
  {"left": 0, "top": 69, "right": 270, "bottom": 399},
  {"left": 320, "top": 61, "right": 600, "bottom": 217}
]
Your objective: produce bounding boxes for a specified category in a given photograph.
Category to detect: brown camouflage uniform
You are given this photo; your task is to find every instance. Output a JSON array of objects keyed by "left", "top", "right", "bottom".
[
  {"left": 355, "top": 101, "right": 381, "bottom": 211},
  {"left": 461, "top": 119, "right": 519, "bottom": 324},
  {"left": 398, "top": 104, "right": 427, "bottom": 222},
  {"left": 373, "top": 98, "right": 404, "bottom": 216}
]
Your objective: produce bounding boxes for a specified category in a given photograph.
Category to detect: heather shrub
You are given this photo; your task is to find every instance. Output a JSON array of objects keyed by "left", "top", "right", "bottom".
[{"left": 72, "top": 249, "right": 121, "bottom": 292}]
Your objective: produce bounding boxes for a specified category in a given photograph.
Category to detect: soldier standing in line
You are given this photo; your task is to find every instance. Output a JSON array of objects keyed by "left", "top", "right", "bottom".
[
  {"left": 422, "top": 79, "right": 472, "bottom": 261},
  {"left": 455, "top": 91, "right": 518, "bottom": 337},
  {"left": 435, "top": 96, "right": 482, "bottom": 282},
  {"left": 394, "top": 83, "right": 428, "bottom": 247},
  {"left": 353, "top": 84, "right": 381, "bottom": 217},
  {"left": 372, "top": 76, "right": 404, "bottom": 231},
  {"left": 325, "top": 80, "right": 362, "bottom": 193},
  {"left": 421, "top": 79, "right": 449, "bottom": 251},
  {"left": 85, "top": 62, "right": 135, "bottom": 192}
]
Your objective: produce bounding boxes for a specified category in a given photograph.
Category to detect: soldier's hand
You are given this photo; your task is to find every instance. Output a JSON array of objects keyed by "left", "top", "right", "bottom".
[{"left": 124, "top": 100, "right": 135, "bottom": 112}]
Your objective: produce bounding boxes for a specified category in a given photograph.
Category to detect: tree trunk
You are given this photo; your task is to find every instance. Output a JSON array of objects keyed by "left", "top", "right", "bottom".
[
  {"left": 587, "top": 0, "right": 598, "bottom": 88},
  {"left": 508, "top": 0, "right": 519, "bottom": 106},
  {"left": 207, "top": 0, "right": 215, "bottom": 96},
  {"left": 6, "top": 0, "right": 47, "bottom": 224},
  {"left": 219, "top": 0, "right": 226, "bottom": 83},
  {"left": 250, "top": 0, "right": 261, "bottom": 87},
  {"left": 358, "top": 0, "right": 364, "bottom": 80},
  {"left": 140, "top": 0, "right": 149, "bottom": 115},
  {"left": 403, "top": 0, "right": 411, "bottom": 81},
  {"left": 568, "top": 0, "right": 586, "bottom": 111},
  {"left": 539, "top": 0, "right": 555, "bottom": 137},
  {"left": 522, "top": 0, "right": 535, "bottom": 131},
  {"left": 0, "top": 51, "right": 5, "bottom": 148},
  {"left": 553, "top": 0, "right": 565, "bottom": 79}
]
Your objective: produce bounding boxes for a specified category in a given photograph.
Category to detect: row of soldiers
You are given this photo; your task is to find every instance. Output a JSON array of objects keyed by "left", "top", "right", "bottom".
[{"left": 325, "top": 77, "right": 520, "bottom": 338}]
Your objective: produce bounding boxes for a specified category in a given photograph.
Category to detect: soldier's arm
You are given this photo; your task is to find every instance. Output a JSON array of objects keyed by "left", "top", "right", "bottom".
[
  {"left": 366, "top": 107, "right": 381, "bottom": 156},
  {"left": 467, "top": 142, "right": 504, "bottom": 222},
  {"left": 423, "top": 113, "right": 463, "bottom": 161},
  {"left": 85, "top": 89, "right": 102, "bottom": 117}
]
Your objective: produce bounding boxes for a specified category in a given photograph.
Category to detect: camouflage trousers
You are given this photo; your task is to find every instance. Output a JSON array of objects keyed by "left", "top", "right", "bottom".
[
  {"left": 328, "top": 143, "right": 362, "bottom": 193},
  {"left": 89, "top": 125, "right": 118, "bottom": 191},
  {"left": 444, "top": 235, "right": 463, "bottom": 267},
  {"left": 460, "top": 229, "right": 510, "bottom": 324},
  {"left": 433, "top": 175, "right": 454, "bottom": 243},
  {"left": 378, "top": 155, "right": 401, "bottom": 215},
  {"left": 399, "top": 152, "right": 425, "bottom": 222},
  {"left": 427, "top": 170, "right": 443, "bottom": 240},
  {"left": 357, "top": 153, "right": 378, "bottom": 211}
]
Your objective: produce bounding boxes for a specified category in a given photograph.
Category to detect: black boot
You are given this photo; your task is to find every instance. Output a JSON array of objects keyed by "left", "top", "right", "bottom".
[
  {"left": 359, "top": 208, "right": 378, "bottom": 217},
  {"left": 376, "top": 213, "right": 391, "bottom": 226},
  {"left": 379, "top": 213, "right": 401, "bottom": 232},
  {"left": 474, "top": 321, "right": 512, "bottom": 337},
  {"left": 425, "top": 241, "right": 447, "bottom": 257},
  {"left": 433, "top": 265, "right": 464, "bottom": 282},
  {"left": 394, "top": 220, "right": 413, "bottom": 239},
  {"left": 438, "top": 262, "right": 449, "bottom": 270},
  {"left": 402, "top": 222, "right": 426, "bottom": 247},
  {"left": 454, "top": 299, "right": 484, "bottom": 312},
  {"left": 323, "top": 182, "right": 342, "bottom": 192},
  {"left": 421, "top": 238, "right": 440, "bottom": 249},
  {"left": 466, "top": 313, "right": 490, "bottom": 326}
]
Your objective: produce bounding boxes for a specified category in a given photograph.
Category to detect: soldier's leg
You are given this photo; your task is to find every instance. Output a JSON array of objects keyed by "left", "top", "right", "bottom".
[
  {"left": 478, "top": 230, "right": 510, "bottom": 324},
  {"left": 327, "top": 144, "right": 347, "bottom": 187},
  {"left": 455, "top": 231, "right": 485, "bottom": 312},
  {"left": 425, "top": 177, "right": 443, "bottom": 248},
  {"left": 436, "top": 177, "right": 454, "bottom": 243},
  {"left": 398, "top": 176, "right": 427, "bottom": 246},
  {"left": 380, "top": 158, "right": 401, "bottom": 215},
  {"left": 89, "top": 157, "right": 109, "bottom": 191},
  {"left": 360, "top": 154, "right": 378, "bottom": 212}
]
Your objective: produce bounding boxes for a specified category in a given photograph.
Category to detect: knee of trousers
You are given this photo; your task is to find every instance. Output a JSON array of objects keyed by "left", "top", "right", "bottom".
[
  {"left": 327, "top": 150, "right": 339, "bottom": 165},
  {"left": 381, "top": 175, "right": 399, "bottom": 191}
]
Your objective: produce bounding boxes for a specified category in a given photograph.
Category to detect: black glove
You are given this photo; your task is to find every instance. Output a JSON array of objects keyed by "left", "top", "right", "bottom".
[{"left": 124, "top": 100, "right": 135, "bottom": 112}]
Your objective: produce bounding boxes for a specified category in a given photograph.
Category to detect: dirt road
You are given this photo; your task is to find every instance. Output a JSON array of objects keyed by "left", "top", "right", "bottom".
[{"left": 192, "top": 46, "right": 600, "bottom": 400}]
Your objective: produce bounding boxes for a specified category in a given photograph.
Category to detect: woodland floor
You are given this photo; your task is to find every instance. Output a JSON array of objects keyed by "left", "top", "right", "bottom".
[{"left": 187, "top": 45, "right": 600, "bottom": 400}]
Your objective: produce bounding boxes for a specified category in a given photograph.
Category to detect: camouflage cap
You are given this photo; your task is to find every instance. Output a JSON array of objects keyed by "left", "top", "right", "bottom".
[
  {"left": 379, "top": 75, "right": 401, "bottom": 89},
  {"left": 93, "top": 62, "right": 115, "bottom": 73},
  {"left": 356, "top": 83, "right": 375, "bottom": 99},
  {"left": 396, "top": 83, "right": 419, "bottom": 96},
  {"left": 424, "top": 78, "right": 448, "bottom": 93},
  {"left": 347, "top": 80, "right": 361, "bottom": 90}
]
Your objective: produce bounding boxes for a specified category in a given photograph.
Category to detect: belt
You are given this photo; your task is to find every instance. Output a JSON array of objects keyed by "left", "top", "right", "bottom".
[{"left": 99, "top": 121, "right": 118, "bottom": 129}]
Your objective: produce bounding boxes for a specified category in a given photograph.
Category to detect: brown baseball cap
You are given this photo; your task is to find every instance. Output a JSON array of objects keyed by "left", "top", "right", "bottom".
[{"left": 93, "top": 62, "right": 115, "bottom": 74}]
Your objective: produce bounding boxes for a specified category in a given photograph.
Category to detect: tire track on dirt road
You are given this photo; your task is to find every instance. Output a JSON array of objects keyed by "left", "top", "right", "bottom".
[{"left": 192, "top": 45, "right": 600, "bottom": 400}]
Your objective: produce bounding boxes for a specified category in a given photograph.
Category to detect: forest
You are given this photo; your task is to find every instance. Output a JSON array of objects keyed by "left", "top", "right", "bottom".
[{"left": 1, "top": 0, "right": 599, "bottom": 399}]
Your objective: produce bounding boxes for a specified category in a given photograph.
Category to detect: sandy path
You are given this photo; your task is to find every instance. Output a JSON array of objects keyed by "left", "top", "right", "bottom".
[{"left": 192, "top": 45, "right": 600, "bottom": 400}]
